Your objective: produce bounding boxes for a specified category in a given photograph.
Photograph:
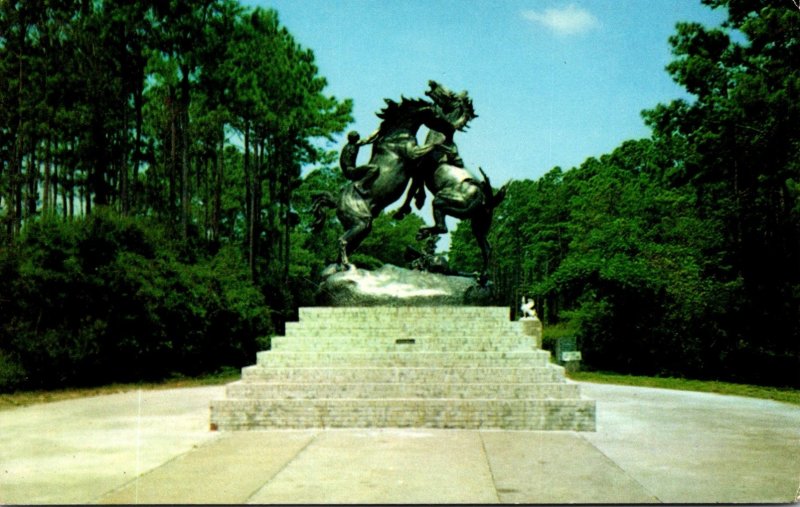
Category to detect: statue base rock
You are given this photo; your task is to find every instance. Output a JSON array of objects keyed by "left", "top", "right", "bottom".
[{"left": 316, "top": 264, "right": 495, "bottom": 306}]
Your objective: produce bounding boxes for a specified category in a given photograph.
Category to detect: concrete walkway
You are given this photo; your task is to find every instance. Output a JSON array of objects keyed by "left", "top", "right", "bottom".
[{"left": 1, "top": 383, "right": 798, "bottom": 504}]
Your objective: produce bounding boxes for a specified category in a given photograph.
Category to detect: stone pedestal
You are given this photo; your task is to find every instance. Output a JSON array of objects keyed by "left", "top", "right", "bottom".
[
  {"left": 520, "top": 317, "right": 543, "bottom": 349},
  {"left": 317, "top": 264, "right": 497, "bottom": 306},
  {"left": 210, "top": 306, "right": 595, "bottom": 431}
]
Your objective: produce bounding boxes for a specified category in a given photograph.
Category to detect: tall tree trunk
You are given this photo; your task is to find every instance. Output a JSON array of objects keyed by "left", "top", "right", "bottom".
[
  {"left": 57, "top": 159, "right": 63, "bottom": 218},
  {"left": 120, "top": 100, "right": 129, "bottom": 215},
  {"left": 212, "top": 128, "right": 223, "bottom": 243},
  {"left": 11, "top": 137, "right": 22, "bottom": 239},
  {"left": 180, "top": 63, "right": 190, "bottom": 240},
  {"left": 52, "top": 151, "right": 60, "bottom": 215},
  {"left": 253, "top": 139, "right": 263, "bottom": 274},
  {"left": 62, "top": 142, "right": 70, "bottom": 219},
  {"left": 11, "top": 31, "right": 25, "bottom": 241},
  {"left": 90, "top": 110, "right": 107, "bottom": 209},
  {"left": 244, "top": 122, "right": 254, "bottom": 278},
  {"left": 67, "top": 148, "right": 74, "bottom": 219},
  {"left": 168, "top": 89, "right": 177, "bottom": 215},
  {"left": 251, "top": 139, "right": 263, "bottom": 280},
  {"left": 201, "top": 157, "right": 210, "bottom": 240},
  {"left": 132, "top": 75, "right": 144, "bottom": 213},
  {"left": 85, "top": 165, "right": 92, "bottom": 216},
  {"left": 283, "top": 190, "right": 290, "bottom": 283},
  {"left": 26, "top": 145, "right": 37, "bottom": 219},
  {"left": 266, "top": 142, "right": 277, "bottom": 267},
  {"left": 43, "top": 136, "right": 51, "bottom": 216}
]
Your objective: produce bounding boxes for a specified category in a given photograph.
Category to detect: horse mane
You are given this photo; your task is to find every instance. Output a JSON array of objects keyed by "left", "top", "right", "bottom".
[
  {"left": 456, "top": 96, "right": 477, "bottom": 132},
  {"left": 375, "top": 96, "right": 432, "bottom": 125}
]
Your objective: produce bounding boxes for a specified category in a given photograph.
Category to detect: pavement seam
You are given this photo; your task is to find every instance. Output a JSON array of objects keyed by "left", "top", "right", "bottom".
[
  {"left": 578, "top": 433, "right": 664, "bottom": 504},
  {"left": 795, "top": 476, "right": 800, "bottom": 504},
  {"left": 242, "top": 430, "right": 320, "bottom": 504},
  {"left": 88, "top": 432, "right": 227, "bottom": 504},
  {"left": 478, "top": 430, "right": 502, "bottom": 503}
]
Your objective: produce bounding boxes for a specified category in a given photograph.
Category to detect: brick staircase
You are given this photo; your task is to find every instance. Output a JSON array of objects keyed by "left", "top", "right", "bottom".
[{"left": 210, "top": 306, "right": 595, "bottom": 431}]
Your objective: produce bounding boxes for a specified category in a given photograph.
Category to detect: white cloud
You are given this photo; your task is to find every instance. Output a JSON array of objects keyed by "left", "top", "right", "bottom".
[{"left": 522, "top": 4, "right": 600, "bottom": 36}]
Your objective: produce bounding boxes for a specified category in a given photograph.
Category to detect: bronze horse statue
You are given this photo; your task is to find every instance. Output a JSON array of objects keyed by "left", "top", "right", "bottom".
[
  {"left": 395, "top": 81, "right": 509, "bottom": 274},
  {"left": 312, "top": 84, "right": 472, "bottom": 269}
]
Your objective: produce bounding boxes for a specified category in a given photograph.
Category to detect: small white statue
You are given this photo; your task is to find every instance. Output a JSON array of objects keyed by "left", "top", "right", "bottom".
[{"left": 520, "top": 296, "right": 537, "bottom": 319}]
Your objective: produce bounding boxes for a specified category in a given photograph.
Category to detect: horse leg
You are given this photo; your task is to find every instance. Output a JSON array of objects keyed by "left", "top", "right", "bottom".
[
  {"left": 394, "top": 177, "right": 425, "bottom": 220},
  {"left": 417, "top": 201, "right": 448, "bottom": 239},
  {"left": 338, "top": 218, "right": 372, "bottom": 268},
  {"left": 471, "top": 217, "right": 492, "bottom": 274},
  {"left": 417, "top": 193, "right": 476, "bottom": 239}
]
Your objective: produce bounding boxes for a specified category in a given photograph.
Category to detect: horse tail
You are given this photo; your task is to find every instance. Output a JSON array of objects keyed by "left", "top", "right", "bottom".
[
  {"left": 477, "top": 166, "right": 497, "bottom": 204},
  {"left": 477, "top": 166, "right": 510, "bottom": 209},
  {"left": 311, "top": 192, "right": 337, "bottom": 232}
]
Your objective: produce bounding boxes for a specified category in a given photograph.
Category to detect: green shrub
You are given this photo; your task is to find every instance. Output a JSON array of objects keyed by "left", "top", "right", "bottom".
[
  {"left": 542, "top": 320, "right": 578, "bottom": 353},
  {"left": 0, "top": 213, "right": 272, "bottom": 392},
  {"left": 0, "top": 351, "right": 26, "bottom": 391}
]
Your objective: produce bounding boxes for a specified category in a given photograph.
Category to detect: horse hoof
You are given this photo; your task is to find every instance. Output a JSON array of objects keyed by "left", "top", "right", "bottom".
[
  {"left": 393, "top": 206, "right": 411, "bottom": 220},
  {"left": 321, "top": 264, "right": 341, "bottom": 277}
]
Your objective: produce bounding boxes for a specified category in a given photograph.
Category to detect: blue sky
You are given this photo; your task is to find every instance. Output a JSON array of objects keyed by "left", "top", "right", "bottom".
[
  {"left": 247, "top": 0, "right": 728, "bottom": 184},
  {"left": 244, "top": 1, "right": 728, "bottom": 248}
]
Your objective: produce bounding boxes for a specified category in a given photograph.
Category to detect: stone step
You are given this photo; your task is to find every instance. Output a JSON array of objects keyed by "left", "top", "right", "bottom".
[
  {"left": 283, "top": 327, "right": 521, "bottom": 339},
  {"left": 209, "top": 398, "right": 596, "bottom": 431},
  {"left": 288, "top": 311, "right": 512, "bottom": 324},
  {"left": 241, "top": 366, "right": 564, "bottom": 383},
  {"left": 294, "top": 315, "right": 515, "bottom": 322},
  {"left": 298, "top": 306, "right": 512, "bottom": 321},
  {"left": 225, "top": 381, "right": 580, "bottom": 400},
  {"left": 285, "top": 318, "right": 517, "bottom": 328},
  {"left": 283, "top": 329, "right": 521, "bottom": 340},
  {"left": 285, "top": 327, "right": 515, "bottom": 335},
  {"left": 210, "top": 305, "right": 594, "bottom": 431},
  {"left": 270, "top": 336, "right": 534, "bottom": 352},
  {"left": 255, "top": 350, "right": 552, "bottom": 367},
  {"left": 284, "top": 312, "right": 516, "bottom": 325}
]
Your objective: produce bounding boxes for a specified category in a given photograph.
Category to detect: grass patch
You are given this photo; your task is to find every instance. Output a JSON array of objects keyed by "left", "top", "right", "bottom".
[
  {"left": 4, "top": 367, "right": 798, "bottom": 411},
  {"left": 568, "top": 370, "right": 800, "bottom": 406},
  {"left": 0, "top": 369, "right": 241, "bottom": 411}
]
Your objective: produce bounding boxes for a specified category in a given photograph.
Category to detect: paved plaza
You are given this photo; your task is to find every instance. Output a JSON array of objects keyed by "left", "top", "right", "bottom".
[{"left": 1, "top": 382, "right": 798, "bottom": 504}]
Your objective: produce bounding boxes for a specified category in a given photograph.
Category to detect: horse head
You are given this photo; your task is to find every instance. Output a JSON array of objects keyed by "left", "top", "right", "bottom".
[{"left": 426, "top": 80, "right": 477, "bottom": 132}]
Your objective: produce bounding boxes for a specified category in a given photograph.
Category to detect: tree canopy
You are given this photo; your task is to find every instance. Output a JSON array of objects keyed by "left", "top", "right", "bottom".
[
  {"left": 451, "top": 0, "right": 799, "bottom": 387},
  {"left": 0, "top": 0, "right": 356, "bottom": 390},
  {"left": 1, "top": 0, "right": 796, "bottom": 391}
]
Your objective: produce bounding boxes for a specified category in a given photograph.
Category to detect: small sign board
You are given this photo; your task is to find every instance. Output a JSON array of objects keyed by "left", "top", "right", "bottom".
[{"left": 561, "top": 351, "right": 582, "bottom": 362}]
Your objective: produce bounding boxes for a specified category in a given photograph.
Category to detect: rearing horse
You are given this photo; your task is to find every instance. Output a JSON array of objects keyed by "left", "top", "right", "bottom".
[
  {"left": 395, "top": 81, "right": 509, "bottom": 275},
  {"left": 312, "top": 91, "right": 464, "bottom": 268}
]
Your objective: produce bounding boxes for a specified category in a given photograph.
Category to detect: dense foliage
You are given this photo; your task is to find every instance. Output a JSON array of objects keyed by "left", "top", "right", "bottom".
[
  {"left": 0, "top": 0, "right": 357, "bottom": 390},
  {"left": 0, "top": 212, "right": 272, "bottom": 389},
  {"left": 2, "top": 0, "right": 796, "bottom": 391},
  {"left": 451, "top": 0, "right": 799, "bottom": 386}
]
